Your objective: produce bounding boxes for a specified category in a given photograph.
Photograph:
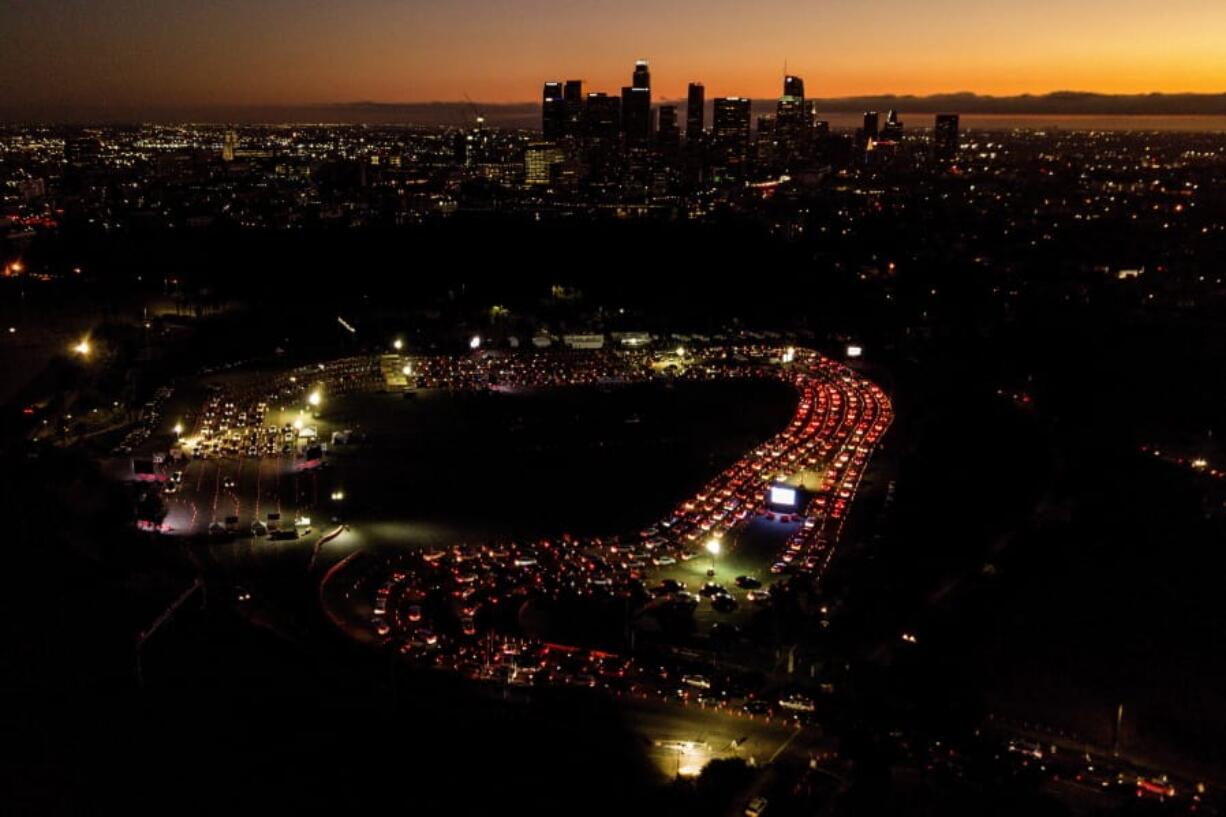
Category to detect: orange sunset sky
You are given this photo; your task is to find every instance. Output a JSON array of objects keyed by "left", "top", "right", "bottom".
[{"left": 2, "top": 0, "right": 1224, "bottom": 110}]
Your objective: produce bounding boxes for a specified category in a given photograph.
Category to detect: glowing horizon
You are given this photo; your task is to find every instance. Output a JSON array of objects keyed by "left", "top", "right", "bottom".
[{"left": 3, "top": 0, "right": 1224, "bottom": 112}]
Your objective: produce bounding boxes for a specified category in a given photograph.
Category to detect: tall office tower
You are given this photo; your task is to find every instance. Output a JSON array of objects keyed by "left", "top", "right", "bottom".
[
  {"left": 934, "top": 113, "right": 960, "bottom": 160},
  {"left": 563, "top": 80, "right": 585, "bottom": 136},
  {"left": 584, "top": 92, "right": 622, "bottom": 179},
  {"left": 863, "top": 111, "right": 880, "bottom": 141},
  {"left": 657, "top": 105, "right": 680, "bottom": 150},
  {"left": 584, "top": 93, "right": 621, "bottom": 141},
  {"left": 881, "top": 109, "right": 904, "bottom": 140},
  {"left": 542, "top": 82, "right": 566, "bottom": 139},
  {"left": 756, "top": 114, "right": 776, "bottom": 164},
  {"left": 686, "top": 83, "right": 705, "bottom": 139},
  {"left": 221, "top": 129, "right": 237, "bottom": 162},
  {"left": 712, "top": 96, "right": 752, "bottom": 174},
  {"left": 524, "top": 142, "right": 565, "bottom": 185},
  {"left": 632, "top": 59, "right": 650, "bottom": 90},
  {"left": 621, "top": 59, "right": 652, "bottom": 143},
  {"left": 775, "top": 74, "right": 810, "bottom": 169},
  {"left": 783, "top": 74, "right": 804, "bottom": 101},
  {"left": 621, "top": 86, "right": 652, "bottom": 142}
]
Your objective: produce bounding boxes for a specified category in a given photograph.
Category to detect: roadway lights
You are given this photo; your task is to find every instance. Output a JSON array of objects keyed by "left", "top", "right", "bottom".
[
  {"left": 705, "top": 536, "right": 722, "bottom": 574},
  {"left": 469, "top": 335, "right": 482, "bottom": 350},
  {"left": 173, "top": 422, "right": 183, "bottom": 436},
  {"left": 307, "top": 390, "right": 322, "bottom": 408},
  {"left": 392, "top": 338, "right": 404, "bottom": 351}
]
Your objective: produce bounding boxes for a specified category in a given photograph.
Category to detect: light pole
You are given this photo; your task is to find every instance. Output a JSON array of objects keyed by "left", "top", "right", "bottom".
[{"left": 705, "top": 536, "right": 722, "bottom": 577}]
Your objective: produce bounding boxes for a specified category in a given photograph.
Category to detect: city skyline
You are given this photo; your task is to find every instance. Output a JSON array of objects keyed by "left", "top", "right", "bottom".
[{"left": 3, "top": 0, "right": 1226, "bottom": 117}]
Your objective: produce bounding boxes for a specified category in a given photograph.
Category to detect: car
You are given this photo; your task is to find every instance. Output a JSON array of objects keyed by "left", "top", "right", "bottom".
[
  {"left": 699, "top": 582, "right": 726, "bottom": 597},
  {"left": 461, "top": 616, "right": 476, "bottom": 636},
  {"left": 712, "top": 594, "right": 738, "bottom": 613},
  {"left": 746, "top": 589, "right": 772, "bottom": 603},
  {"left": 745, "top": 796, "right": 768, "bottom": 817},
  {"left": 734, "top": 575, "right": 761, "bottom": 589},
  {"left": 711, "top": 622, "right": 742, "bottom": 640},
  {"left": 406, "top": 604, "right": 422, "bottom": 622},
  {"left": 681, "top": 674, "right": 712, "bottom": 689},
  {"left": 372, "top": 617, "right": 391, "bottom": 637}
]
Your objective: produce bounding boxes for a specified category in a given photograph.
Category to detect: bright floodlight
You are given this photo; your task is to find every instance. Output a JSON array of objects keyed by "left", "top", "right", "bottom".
[
  {"left": 173, "top": 422, "right": 183, "bottom": 436},
  {"left": 307, "top": 390, "right": 321, "bottom": 407},
  {"left": 469, "top": 335, "right": 482, "bottom": 350},
  {"left": 705, "top": 538, "right": 722, "bottom": 556},
  {"left": 392, "top": 338, "right": 404, "bottom": 351},
  {"left": 73, "top": 338, "right": 91, "bottom": 356},
  {"left": 846, "top": 344, "right": 863, "bottom": 358},
  {"left": 402, "top": 363, "right": 412, "bottom": 376},
  {"left": 292, "top": 417, "right": 303, "bottom": 430}
]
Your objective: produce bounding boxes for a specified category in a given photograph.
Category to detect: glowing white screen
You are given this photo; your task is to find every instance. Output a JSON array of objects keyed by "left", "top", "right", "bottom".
[{"left": 770, "top": 486, "right": 797, "bottom": 506}]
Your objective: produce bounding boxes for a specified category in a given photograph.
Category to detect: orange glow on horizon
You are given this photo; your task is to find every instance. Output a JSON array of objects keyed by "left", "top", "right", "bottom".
[{"left": 1, "top": 0, "right": 1223, "bottom": 110}]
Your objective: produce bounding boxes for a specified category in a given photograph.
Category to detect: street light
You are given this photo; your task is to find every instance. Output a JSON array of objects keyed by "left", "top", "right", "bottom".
[
  {"left": 173, "top": 422, "right": 183, "bottom": 436},
  {"left": 73, "top": 338, "right": 91, "bottom": 357},
  {"left": 705, "top": 536, "right": 722, "bottom": 575},
  {"left": 392, "top": 338, "right": 404, "bottom": 351},
  {"left": 469, "top": 334, "right": 482, "bottom": 350},
  {"left": 307, "top": 390, "right": 321, "bottom": 408},
  {"left": 402, "top": 363, "right": 412, "bottom": 376}
]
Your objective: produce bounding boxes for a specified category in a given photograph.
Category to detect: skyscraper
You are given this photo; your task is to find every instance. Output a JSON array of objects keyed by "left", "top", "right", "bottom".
[
  {"left": 584, "top": 93, "right": 621, "bottom": 141},
  {"left": 632, "top": 59, "right": 650, "bottom": 90},
  {"left": 712, "top": 97, "right": 752, "bottom": 174},
  {"left": 686, "top": 83, "right": 705, "bottom": 139},
  {"left": 783, "top": 75, "right": 804, "bottom": 101},
  {"left": 881, "top": 109, "right": 903, "bottom": 141},
  {"left": 657, "top": 105, "right": 680, "bottom": 151},
  {"left": 542, "top": 82, "right": 566, "bottom": 139},
  {"left": 524, "top": 142, "right": 565, "bottom": 185},
  {"left": 621, "top": 86, "right": 652, "bottom": 142},
  {"left": 863, "top": 111, "right": 880, "bottom": 141},
  {"left": 934, "top": 113, "right": 960, "bottom": 161},
  {"left": 563, "top": 80, "right": 585, "bottom": 136},
  {"left": 621, "top": 60, "right": 652, "bottom": 143},
  {"left": 775, "top": 75, "right": 810, "bottom": 169}
]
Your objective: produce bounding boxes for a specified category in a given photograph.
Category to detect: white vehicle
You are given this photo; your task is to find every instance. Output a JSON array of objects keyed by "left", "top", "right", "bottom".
[{"left": 778, "top": 693, "right": 816, "bottom": 713}]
